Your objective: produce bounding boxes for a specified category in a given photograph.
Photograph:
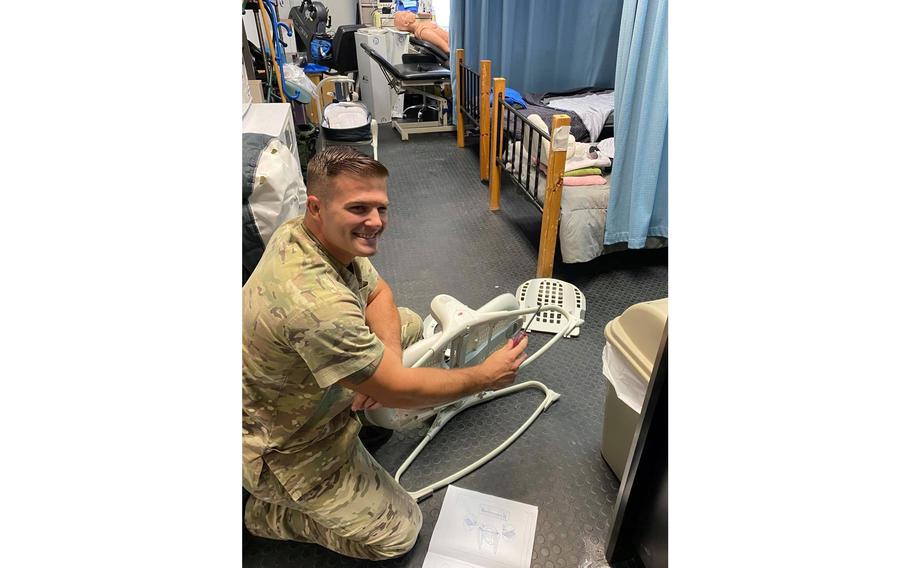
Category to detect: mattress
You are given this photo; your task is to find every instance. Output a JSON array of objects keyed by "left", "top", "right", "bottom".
[
  {"left": 513, "top": 102, "right": 592, "bottom": 142},
  {"left": 511, "top": 89, "right": 616, "bottom": 143}
]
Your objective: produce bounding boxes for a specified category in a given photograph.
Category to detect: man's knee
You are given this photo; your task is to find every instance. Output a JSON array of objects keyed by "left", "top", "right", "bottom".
[
  {"left": 398, "top": 307, "right": 424, "bottom": 349},
  {"left": 365, "top": 505, "right": 423, "bottom": 560}
]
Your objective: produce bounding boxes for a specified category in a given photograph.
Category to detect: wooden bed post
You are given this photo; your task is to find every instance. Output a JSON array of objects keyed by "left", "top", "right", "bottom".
[
  {"left": 489, "top": 77, "right": 506, "bottom": 211},
  {"left": 479, "top": 60, "right": 492, "bottom": 181},
  {"left": 537, "top": 114, "right": 571, "bottom": 279},
  {"left": 455, "top": 49, "right": 465, "bottom": 148}
]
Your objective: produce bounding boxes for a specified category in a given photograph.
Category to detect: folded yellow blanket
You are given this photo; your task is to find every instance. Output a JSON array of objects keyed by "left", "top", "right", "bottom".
[{"left": 564, "top": 167, "right": 602, "bottom": 177}]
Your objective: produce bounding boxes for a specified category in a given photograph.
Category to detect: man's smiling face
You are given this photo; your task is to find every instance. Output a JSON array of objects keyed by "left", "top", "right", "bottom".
[{"left": 315, "top": 173, "right": 389, "bottom": 264}]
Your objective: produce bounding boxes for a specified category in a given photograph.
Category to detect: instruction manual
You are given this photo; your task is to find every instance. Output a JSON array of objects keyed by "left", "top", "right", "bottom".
[{"left": 423, "top": 485, "right": 538, "bottom": 568}]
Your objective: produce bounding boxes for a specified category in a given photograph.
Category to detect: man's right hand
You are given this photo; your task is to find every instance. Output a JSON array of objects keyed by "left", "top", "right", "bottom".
[
  {"left": 342, "top": 331, "right": 530, "bottom": 410},
  {"left": 479, "top": 335, "right": 529, "bottom": 391}
]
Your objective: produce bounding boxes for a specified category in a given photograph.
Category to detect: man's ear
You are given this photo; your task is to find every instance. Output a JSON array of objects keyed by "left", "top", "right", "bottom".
[{"left": 305, "top": 194, "right": 321, "bottom": 218}]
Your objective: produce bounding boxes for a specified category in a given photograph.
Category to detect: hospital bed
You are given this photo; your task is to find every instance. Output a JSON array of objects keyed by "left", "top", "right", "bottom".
[
  {"left": 488, "top": 77, "right": 615, "bottom": 278},
  {"left": 451, "top": 49, "right": 626, "bottom": 276}
]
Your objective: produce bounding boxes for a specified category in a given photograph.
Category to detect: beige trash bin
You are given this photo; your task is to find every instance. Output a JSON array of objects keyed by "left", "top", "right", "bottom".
[{"left": 601, "top": 298, "right": 668, "bottom": 478}]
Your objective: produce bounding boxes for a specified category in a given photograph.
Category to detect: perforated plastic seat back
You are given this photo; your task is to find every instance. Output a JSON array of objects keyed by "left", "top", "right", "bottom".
[{"left": 516, "top": 278, "right": 585, "bottom": 337}]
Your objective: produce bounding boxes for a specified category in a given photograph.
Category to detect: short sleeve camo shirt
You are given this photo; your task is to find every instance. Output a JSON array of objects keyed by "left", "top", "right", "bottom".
[{"left": 242, "top": 216, "right": 384, "bottom": 500}]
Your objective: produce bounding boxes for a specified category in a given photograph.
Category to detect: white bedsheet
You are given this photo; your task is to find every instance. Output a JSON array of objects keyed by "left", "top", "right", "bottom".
[
  {"left": 564, "top": 138, "right": 615, "bottom": 172},
  {"left": 505, "top": 146, "right": 612, "bottom": 264},
  {"left": 546, "top": 92, "right": 615, "bottom": 142}
]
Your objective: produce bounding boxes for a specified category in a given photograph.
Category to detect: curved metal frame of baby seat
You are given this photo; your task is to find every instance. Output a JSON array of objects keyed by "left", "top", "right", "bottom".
[{"left": 389, "top": 303, "right": 582, "bottom": 501}]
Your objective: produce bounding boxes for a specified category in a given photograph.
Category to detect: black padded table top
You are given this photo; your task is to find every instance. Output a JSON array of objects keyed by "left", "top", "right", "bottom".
[
  {"left": 361, "top": 41, "right": 450, "bottom": 82},
  {"left": 393, "top": 62, "right": 450, "bottom": 81}
]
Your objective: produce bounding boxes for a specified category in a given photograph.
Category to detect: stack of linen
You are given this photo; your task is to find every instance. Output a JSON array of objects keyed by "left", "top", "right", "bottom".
[
  {"left": 515, "top": 113, "right": 614, "bottom": 189},
  {"left": 563, "top": 166, "right": 610, "bottom": 188}
]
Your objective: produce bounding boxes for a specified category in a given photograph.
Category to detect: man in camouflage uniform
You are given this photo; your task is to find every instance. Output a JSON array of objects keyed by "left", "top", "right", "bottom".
[{"left": 242, "top": 147, "right": 529, "bottom": 560}]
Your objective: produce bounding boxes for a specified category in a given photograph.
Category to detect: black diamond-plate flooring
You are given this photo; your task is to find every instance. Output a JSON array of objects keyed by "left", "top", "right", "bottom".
[{"left": 243, "top": 125, "right": 668, "bottom": 567}]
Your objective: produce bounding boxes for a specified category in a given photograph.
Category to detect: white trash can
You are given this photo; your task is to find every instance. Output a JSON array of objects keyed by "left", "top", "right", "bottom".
[{"left": 601, "top": 298, "right": 668, "bottom": 477}]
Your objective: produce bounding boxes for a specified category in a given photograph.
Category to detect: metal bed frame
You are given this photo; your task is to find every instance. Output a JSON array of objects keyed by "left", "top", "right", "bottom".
[
  {"left": 455, "top": 49, "right": 493, "bottom": 181},
  {"left": 495, "top": 99, "right": 549, "bottom": 213},
  {"left": 452, "top": 53, "right": 577, "bottom": 279},
  {"left": 488, "top": 77, "right": 573, "bottom": 279},
  {"left": 456, "top": 53, "right": 481, "bottom": 132}
]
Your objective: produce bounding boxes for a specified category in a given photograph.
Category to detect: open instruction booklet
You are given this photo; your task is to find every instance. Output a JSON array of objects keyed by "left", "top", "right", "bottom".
[{"left": 422, "top": 486, "right": 539, "bottom": 568}]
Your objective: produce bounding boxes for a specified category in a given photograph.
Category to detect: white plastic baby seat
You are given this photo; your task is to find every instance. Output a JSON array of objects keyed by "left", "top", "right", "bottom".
[
  {"left": 362, "top": 292, "right": 583, "bottom": 500},
  {"left": 322, "top": 102, "right": 371, "bottom": 129},
  {"left": 316, "top": 76, "right": 379, "bottom": 159}
]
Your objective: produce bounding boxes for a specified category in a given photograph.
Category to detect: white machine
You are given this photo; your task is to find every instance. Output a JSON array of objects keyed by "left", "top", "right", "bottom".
[
  {"left": 361, "top": 291, "right": 584, "bottom": 501},
  {"left": 354, "top": 27, "right": 410, "bottom": 123}
]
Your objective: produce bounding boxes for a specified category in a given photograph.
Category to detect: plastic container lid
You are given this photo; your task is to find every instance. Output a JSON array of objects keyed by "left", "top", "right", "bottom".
[{"left": 603, "top": 298, "right": 668, "bottom": 383}]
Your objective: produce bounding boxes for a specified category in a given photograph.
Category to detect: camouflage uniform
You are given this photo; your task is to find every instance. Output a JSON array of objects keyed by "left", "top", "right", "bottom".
[{"left": 242, "top": 216, "right": 425, "bottom": 560}]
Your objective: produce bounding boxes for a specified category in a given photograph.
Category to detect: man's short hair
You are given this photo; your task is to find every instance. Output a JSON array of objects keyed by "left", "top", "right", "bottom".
[{"left": 306, "top": 147, "right": 389, "bottom": 200}]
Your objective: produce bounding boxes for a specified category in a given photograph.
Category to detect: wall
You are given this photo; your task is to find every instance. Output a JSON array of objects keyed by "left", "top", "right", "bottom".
[{"left": 322, "top": 0, "right": 356, "bottom": 27}]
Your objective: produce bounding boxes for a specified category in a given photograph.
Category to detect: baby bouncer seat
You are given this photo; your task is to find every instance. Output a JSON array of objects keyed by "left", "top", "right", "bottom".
[
  {"left": 361, "top": 291, "right": 583, "bottom": 500},
  {"left": 316, "top": 76, "right": 378, "bottom": 159}
]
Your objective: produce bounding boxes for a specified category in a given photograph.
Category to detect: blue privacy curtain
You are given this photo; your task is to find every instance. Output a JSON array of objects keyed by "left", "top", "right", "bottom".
[
  {"left": 604, "top": 0, "right": 668, "bottom": 248},
  {"left": 449, "top": 0, "right": 624, "bottom": 95}
]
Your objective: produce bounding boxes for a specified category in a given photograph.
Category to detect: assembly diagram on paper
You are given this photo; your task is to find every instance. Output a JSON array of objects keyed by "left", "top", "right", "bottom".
[{"left": 423, "top": 485, "right": 539, "bottom": 568}]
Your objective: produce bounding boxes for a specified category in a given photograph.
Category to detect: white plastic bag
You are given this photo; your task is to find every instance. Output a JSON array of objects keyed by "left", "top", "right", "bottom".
[
  {"left": 281, "top": 64, "right": 318, "bottom": 103},
  {"left": 602, "top": 342, "right": 647, "bottom": 412}
]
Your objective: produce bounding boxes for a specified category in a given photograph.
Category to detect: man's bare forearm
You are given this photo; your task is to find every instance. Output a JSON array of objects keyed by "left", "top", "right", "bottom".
[
  {"left": 393, "top": 365, "right": 490, "bottom": 408},
  {"left": 364, "top": 279, "right": 402, "bottom": 357},
  {"left": 344, "top": 360, "right": 488, "bottom": 409}
]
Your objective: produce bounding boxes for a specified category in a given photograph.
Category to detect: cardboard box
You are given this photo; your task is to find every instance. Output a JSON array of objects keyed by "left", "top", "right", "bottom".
[{"left": 248, "top": 80, "right": 264, "bottom": 103}]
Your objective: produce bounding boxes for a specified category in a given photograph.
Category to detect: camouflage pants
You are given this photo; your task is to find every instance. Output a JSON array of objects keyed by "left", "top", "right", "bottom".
[{"left": 245, "top": 307, "right": 425, "bottom": 560}]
